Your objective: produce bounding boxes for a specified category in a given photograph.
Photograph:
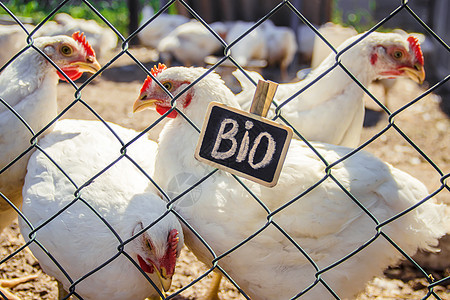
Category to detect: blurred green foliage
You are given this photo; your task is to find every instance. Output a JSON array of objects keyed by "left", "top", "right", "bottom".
[
  {"left": 332, "top": 0, "right": 379, "bottom": 33},
  {"left": 0, "top": 0, "right": 167, "bottom": 36}
]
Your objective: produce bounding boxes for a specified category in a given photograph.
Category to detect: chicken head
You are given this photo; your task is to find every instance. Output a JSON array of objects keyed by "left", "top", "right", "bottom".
[
  {"left": 132, "top": 222, "right": 182, "bottom": 292},
  {"left": 37, "top": 31, "right": 101, "bottom": 81},
  {"left": 369, "top": 35, "right": 425, "bottom": 83}
]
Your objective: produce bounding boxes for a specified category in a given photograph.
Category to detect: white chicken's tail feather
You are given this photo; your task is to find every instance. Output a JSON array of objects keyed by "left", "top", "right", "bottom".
[
  {"left": 386, "top": 199, "right": 449, "bottom": 258},
  {"left": 374, "top": 166, "right": 449, "bottom": 255},
  {"left": 414, "top": 201, "right": 449, "bottom": 252}
]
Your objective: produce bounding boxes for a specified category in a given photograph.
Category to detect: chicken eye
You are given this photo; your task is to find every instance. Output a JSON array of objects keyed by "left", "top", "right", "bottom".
[
  {"left": 146, "top": 240, "right": 153, "bottom": 251},
  {"left": 163, "top": 82, "right": 172, "bottom": 90},
  {"left": 393, "top": 50, "right": 403, "bottom": 59},
  {"left": 61, "top": 45, "right": 73, "bottom": 56}
]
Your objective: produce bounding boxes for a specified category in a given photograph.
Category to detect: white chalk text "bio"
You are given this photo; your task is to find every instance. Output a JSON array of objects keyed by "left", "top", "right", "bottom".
[{"left": 211, "top": 118, "right": 276, "bottom": 169}]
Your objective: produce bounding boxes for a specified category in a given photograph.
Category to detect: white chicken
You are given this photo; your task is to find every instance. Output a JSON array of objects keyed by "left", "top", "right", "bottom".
[
  {"left": 38, "top": 13, "right": 118, "bottom": 60},
  {"left": 157, "top": 20, "right": 224, "bottom": 66},
  {"left": 133, "top": 65, "right": 447, "bottom": 300},
  {"left": 260, "top": 20, "right": 298, "bottom": 80},
  {"left": 233, "top": 32, "right": 426, "bottom": 147},
  {"left": 137, "top": 5, "right": 189, "bottom": 49},
  {"left": 309, "top": 24, "right": 428, "bottom": 111},
  {"left": 0, "top": 32, "right": 100, "bottom": 299},
  {"left": 19, "top": 119, "right": 183, "bottom": 300},
  {"left": 225, "top": 20, "right": 268, "bottom": 67}
]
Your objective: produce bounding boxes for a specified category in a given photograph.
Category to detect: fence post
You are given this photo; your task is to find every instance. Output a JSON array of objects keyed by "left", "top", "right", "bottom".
[{"left": 127, "top": 0, "right": 140, "bottom": 45}]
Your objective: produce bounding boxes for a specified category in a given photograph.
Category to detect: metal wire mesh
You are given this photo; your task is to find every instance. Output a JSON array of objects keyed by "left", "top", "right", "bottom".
[{"left": 0, "top": 0, "right": 449, "bottom": 299}]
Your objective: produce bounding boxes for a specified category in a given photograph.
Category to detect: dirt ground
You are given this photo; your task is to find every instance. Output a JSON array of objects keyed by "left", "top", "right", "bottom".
[{"left": 0, "top": 47, "right": 449, "bottom": 300}]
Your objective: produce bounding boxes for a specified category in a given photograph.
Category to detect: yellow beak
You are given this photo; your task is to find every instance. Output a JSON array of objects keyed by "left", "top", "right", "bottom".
[
  {"left": 399, "top": 64, "right": 425, "bottom": 84},
  {"left": 70, "top": 59, "right": 102, "bottom": 74},
  {"left": 154, "top": 266, "right": 172, "bottom": 292},
  {"left": 133, "top": 98, "right": 161, "bottom": 113}
]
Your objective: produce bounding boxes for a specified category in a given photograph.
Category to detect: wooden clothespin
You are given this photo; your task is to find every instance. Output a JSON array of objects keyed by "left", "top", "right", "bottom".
[{"left": 249, "top": 80, "right": 278, "bottom": 117}]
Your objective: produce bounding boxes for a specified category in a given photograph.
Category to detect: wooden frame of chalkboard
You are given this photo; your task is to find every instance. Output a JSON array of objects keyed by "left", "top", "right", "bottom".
[{"left": 195, "top": 102, "right": 293, "bottom": 187}]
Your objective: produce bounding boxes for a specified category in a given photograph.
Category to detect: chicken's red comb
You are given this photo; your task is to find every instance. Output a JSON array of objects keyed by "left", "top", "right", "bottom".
[
  {"left": 72, "top": 31, "right": 95, "bottom": 57},
  {"left": 140, "top": 63, "right": 167, "bottom": 94},
  {"left": 140, "top": 75, "right": 152, "bottom": 94},
  {"left": 407, "top": 36, "right": 424, "bottom": 65},
  {"left": 151, "top": 63, "right": 167, "bottom": 77}
]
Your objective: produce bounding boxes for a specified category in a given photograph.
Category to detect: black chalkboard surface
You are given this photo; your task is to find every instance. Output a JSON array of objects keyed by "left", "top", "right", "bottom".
[{"left": 195, "top": 102, "right": 293, "bottom": 187}]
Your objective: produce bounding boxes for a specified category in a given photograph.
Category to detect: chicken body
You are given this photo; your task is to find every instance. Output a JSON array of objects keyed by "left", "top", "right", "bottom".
[
  {"left": 260, "top": 20, "right": 298, "bottom": 80},
  {"left": 0, "top": 53, "right": 57, "bottom": 230},
  {"left": 20, "top": 119, "right": 183, "bottom": 300},
  {"left": 225, "top": 21, "right": 268, "bottom": 67},
  {"left": 0, "top": 33, "right": 101, "bottom": 233},
  {"left": 138, "top": 5, "right": 189, "bottom": 49},
  {"left": 234, "top": 32, "right": 426, "bottom": 147},
  {"left": 134, "top": 66, "right": 447, "bottom": 300},
  {"left": 0, "top": 33, "right": 100, "bottom": 299},
  {"left": 157, "top": 20, "right": 223, "bottom": 66}
]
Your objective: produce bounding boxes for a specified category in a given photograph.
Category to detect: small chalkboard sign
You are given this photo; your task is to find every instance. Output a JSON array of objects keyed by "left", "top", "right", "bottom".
[{"left": 195, "top": 102, "right": 292, "bottom": 187}]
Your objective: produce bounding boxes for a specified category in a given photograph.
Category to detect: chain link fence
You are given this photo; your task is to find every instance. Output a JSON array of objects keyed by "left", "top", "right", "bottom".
[{"left": 0, "top": 0, "right": 449, "bottom": 299}]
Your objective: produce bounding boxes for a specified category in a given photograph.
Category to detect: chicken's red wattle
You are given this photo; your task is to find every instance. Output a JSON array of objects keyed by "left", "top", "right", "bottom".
[
  {"left": 57, "top": 69, "right": 83, "bottom": 81},
  {"left": 156, "top": 105, "right": 178, "bottom": 118},
  {"left": 137, "top": 255, "right": 155, "bottom": 273}
]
